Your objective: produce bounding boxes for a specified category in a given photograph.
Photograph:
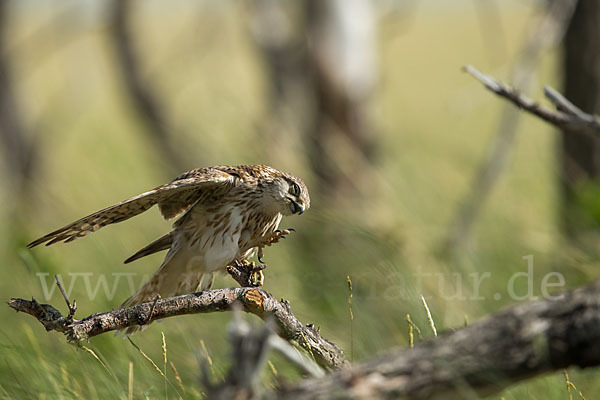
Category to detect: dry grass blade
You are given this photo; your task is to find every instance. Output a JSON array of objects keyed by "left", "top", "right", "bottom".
[
  {"left": 128, "top": 361, "right": 133, "bottom": 400},
  {"left": 346, "top": 275, "right": 354, "bottom": 362},
  {"left": 268, "top": 360, "right": 278, "bottom": 377},
  {"left": 170, "top": 361, "right": 185, "bottom": 393},
  {"left": 127, "top": 338, "right": 164, "bottom": 377},
  {"left": 162, "top": 332, "right": 168, "bottom": 400},
  {"left": 81, "top": 346, "right": 113, "bottom": 379},
  {"left": 421, "top": 296, "right": 437, "bottom": 337},
  {"left": 564, "top": 369, "right": 587, "bottom": 400},
  {"left": 127, "top": 338, "right": 183, "bottom": 399}
]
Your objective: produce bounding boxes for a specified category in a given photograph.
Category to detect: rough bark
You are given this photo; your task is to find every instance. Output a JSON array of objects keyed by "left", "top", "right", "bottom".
[
  {"left": 8, "top": 287, "right": 347, "bottom": 371},
  {"left": 271, "top": 279, "right": 600, "bottom": 399},
  {"left": 10, "top": 274, "right": 600, "bottom": 398}
]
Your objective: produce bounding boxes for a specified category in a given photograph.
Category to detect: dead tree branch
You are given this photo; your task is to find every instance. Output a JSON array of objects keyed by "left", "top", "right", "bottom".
[
  {"left": 8, "top": 287, "right": 347, "bottom": 371},
  {"left": 269, "top": 278, "right": 600, "bottom": 399},
  {"left": 10, "top": 274, "right": 600, "bottom": 397},
  {"left": 206, "top": 311, "right": 324, "bottom": 400},
  {"left": 464, "top": 65, "right": 600, "bottom": 135}
]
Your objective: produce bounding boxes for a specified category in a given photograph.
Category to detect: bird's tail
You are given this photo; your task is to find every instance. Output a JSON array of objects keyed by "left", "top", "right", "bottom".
[
  {"left": 118, "top": 254, "right": 214, "bottom": 336},
  {"left": 124, "top": 232, "right": 173, "bottom": 264}
]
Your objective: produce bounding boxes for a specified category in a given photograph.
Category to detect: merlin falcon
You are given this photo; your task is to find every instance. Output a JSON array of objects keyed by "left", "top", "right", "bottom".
[{"left": 28, "top": 164, "right": 310, "bottom": 333}]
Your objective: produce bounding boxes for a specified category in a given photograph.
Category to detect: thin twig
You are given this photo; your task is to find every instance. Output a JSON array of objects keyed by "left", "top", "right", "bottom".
[
  {"left": 463, "top": 65, "right": 600, "bottom": 134},
  {"left": 268, "top": 335, "right": 324, "bottom": 378},
  {"left": 544, "top": 86, "right": 587, "bottom": 117},
  {"left": 54, "top": 275, "right": 76, "bottom": 321},
  {"left": 143, "top": 295, "right": 160, "bottom": 326},
  {"left": 209, "top": 312, "right": 323, "bottom": 399}
]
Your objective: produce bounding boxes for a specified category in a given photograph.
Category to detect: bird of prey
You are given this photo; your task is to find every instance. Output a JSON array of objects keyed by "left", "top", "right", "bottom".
[{"left": 28, "top": 165, "right": 310, "bottom": 333}]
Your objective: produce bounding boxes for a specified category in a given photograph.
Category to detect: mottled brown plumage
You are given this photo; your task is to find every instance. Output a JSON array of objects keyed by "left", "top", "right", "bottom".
[{"left": 28, "top": 165, "right": 310, "bottom": 334}]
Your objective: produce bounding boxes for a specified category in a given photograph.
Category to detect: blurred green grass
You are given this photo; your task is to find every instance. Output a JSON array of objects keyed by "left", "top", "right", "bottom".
[{"left": 1, "top": 1, "right": 598, "bottom": 398}]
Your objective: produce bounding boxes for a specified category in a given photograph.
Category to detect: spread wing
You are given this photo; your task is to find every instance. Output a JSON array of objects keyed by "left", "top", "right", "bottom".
[{"left": 27, "top": 168, "right": 236, "bottom": 248}]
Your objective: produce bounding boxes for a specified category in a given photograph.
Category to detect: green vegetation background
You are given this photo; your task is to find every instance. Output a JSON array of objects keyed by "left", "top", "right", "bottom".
[{"left": 1, "top": 1, "right": 597, "bottom": 398}]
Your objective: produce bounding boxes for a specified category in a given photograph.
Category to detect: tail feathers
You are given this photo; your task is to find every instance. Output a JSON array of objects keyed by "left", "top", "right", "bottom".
[
  {"left": 197, "top": 273, "right": 215, "bottom": 292},
  {"left": 118, "top": 270, "right": 214, "bottom": 336},
  {"left": 118, "top": 283, "right": 161, "bottom": 336},
  {"left": 124, "top": 232, "right": 173, "bottom": 264}
]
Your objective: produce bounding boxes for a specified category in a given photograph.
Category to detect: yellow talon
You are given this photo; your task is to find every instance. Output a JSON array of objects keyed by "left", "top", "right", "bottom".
[{"left": 250, "top": 270, "right": 264, "bottom": 287}]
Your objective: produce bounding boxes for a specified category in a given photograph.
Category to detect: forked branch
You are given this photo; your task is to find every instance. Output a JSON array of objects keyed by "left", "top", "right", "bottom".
[
  {"left": 464, "top": 65, "right": 600, "bottom": 134},
  {"left": 8, "top": 286, "right": 347, "bottom": 371}
]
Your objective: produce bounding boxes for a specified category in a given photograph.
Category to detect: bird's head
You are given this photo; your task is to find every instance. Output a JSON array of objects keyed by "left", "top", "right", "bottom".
[{"left": 265, "top": 173, "right": 310, "bottom": 217}]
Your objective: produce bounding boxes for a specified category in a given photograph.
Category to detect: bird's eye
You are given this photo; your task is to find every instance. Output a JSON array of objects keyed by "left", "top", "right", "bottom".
[{"left": 289, "top": 182, "right": 301, "bottom": 197}]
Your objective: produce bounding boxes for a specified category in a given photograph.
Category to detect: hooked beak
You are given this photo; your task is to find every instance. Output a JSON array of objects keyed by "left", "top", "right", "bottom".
[{"left": 290, "top": 201, "right": 305, "bottom": 215}]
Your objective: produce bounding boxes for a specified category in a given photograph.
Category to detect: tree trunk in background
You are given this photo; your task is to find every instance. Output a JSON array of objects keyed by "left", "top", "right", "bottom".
[
  {"left": 249, "top": 0, "right": 378, "bottom": 197},
  {"left": 305, "top": 0, "right": 377, "bottom": 196},
  {"left": 110, "top": 0, "right": 187, "bottom": 173},
  {"left": 561, "top": 0, "right": 600, "bottom": 242},
  {"left": 0, "top": 0, "right": 36, "bottom": 196}
]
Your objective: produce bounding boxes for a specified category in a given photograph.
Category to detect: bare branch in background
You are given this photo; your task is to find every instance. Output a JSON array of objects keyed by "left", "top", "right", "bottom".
[
  {"left": 463, "top": 65, "right": 600, "bottom": 134},
  {"left": 0, "top": 0, "right": 37, "bottom": 196},
  {"left": 441, "top": 0, "right": 578, "bottom": 257},
  {"left": 206, "top": 311, "right": 324, "bottom": 399},
  {"left": 8, "top": 286, "right": 347, "bottom": 371},
  {"left": 110, "top": 0, "right": 188, "bottom": 172},
  {"left": 206, "top": 313, "right": 278, "bottom": 400}
]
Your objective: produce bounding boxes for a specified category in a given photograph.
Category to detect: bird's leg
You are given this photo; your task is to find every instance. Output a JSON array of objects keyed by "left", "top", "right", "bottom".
[
  {"left": 266, "top": 228, "right": 295, "bottom": 246},
  {"left": 257, "top": 228, "right": 295, "bottom": 263},
  {"left": 229, "top": 229, "right": 296, "bottom": 287},
  {"left": 226, "top": 259, "right": 266, "bottom": 288}
]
